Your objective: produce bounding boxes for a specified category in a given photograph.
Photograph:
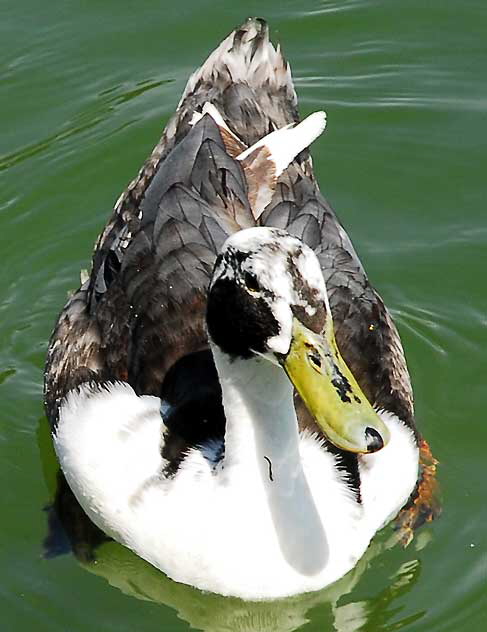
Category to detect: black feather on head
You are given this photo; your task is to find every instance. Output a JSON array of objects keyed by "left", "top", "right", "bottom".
[{"left": 206, "top": 277, "right": 279, "bottom": 359}]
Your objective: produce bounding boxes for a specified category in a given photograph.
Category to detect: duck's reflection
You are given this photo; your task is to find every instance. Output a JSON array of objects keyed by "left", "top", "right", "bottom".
[{"left": 39, "top": 417, "right": 425, "bottom": 632}]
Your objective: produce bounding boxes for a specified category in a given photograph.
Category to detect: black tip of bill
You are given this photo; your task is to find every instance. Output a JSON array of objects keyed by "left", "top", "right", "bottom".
[{"left": 365, "top": 427, "right": 384, "bottom": 453}]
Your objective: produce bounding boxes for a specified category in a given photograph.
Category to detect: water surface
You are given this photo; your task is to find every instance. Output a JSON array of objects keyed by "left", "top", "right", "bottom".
[{"left": 1, "top": 1, "right": 486, "bottom": 630}]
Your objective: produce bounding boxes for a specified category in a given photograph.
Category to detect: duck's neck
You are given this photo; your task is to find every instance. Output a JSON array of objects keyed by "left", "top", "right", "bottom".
[
  {"left": 212, "top": 347, "right": 302, "bottom": 484},
  {"left": 211, "top": 346, "right": 329, "bottom": 574}
]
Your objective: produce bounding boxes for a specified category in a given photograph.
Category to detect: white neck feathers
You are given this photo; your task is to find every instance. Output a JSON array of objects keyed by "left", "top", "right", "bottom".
[{"left": 210, "top": 347, "right": 330, "bottom": 575}]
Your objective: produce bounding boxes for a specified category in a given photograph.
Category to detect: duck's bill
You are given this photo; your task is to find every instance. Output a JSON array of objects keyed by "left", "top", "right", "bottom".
[{"left": 280, "top": 318, "right": 390, "bottom": 454}]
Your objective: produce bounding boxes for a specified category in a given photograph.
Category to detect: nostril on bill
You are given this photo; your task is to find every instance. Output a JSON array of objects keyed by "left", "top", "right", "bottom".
[{"left": 365, "top": 427, "right": 384, "bottom": 453}]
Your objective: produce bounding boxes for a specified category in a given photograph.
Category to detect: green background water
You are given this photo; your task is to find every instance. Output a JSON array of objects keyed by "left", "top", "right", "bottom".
[{"left": 1, "top": 1, "right": 486, "bottom": 630}]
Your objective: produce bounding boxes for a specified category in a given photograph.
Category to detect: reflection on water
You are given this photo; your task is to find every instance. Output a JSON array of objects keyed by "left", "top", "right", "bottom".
[
  {"left": 78, "top": 543, "right": 424, "bottom": 632},
  {"left": 38, "top": 416, "right": 426, "bottom": 632},
  {"left": 74, "top": 542, "right": 424, "bottom": 632}
]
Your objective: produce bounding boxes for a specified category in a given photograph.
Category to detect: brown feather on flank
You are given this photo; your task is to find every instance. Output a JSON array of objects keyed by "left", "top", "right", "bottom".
[
  {"left": 240, "top": 146, "right": 277, "bottom": 220},
  {"left": 394, "top": 438, "right": 441, "bottom": 546},
  {"left": 216, "top": 118, "right": 281, "bottom": 221},
  {"left": 218, "top": 125, "right": 247, "bottom": 159}
]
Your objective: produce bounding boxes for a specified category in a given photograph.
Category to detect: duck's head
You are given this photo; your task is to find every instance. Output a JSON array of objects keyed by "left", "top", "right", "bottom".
[{"left": 206, "top": 227, "right": 389, "bottom": 454}]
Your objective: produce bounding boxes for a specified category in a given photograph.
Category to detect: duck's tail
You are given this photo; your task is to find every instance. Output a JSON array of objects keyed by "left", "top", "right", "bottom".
[
  {"left": 119, "top": 19, "right": 311, "bottom": 216},
  {"left": 168, "top": 18, "right": 300, "bottom": 149},
  {"left": 180, "top": 18, "right": 296, "bottom": 111}
]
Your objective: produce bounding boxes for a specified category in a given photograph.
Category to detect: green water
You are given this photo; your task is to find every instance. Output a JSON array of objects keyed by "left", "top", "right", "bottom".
[{"left": 1, "top": 1, "right": 486, "bottom": 630}]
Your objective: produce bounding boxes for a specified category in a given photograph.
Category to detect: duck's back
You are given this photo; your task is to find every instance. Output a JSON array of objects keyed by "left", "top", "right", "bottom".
[{"left": 45, "top": 18, "right": 413, "bottom": 442}]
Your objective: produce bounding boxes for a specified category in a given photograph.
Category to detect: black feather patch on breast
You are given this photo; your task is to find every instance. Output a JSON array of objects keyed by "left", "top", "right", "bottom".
[{"left": 160, "top": 351, "right": 225, "bottom": 476}]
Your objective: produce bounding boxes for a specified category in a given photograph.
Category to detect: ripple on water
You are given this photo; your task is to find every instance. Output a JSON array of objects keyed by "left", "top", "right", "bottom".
[
  {"left": 0, "top": 79, "right": 172, "bottom": 173},
  {"left": 393, "top": 305, "right": 450, "bottom": 357},
  {"left": 292, "top": 0, "right": 369, "bottom": 17},
  {"left": 0, "top": 368, "right": 16, "bottom": 386}
]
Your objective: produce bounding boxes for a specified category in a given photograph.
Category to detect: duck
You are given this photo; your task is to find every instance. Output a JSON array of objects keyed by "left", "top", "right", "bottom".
[{"left": 44, "top": 18, "right": 438, "bottom": 600}]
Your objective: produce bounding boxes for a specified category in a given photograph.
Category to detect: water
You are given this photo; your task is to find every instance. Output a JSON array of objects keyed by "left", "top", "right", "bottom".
[{"left": 1, "top": 0, "right": 486, "bottom": 630}]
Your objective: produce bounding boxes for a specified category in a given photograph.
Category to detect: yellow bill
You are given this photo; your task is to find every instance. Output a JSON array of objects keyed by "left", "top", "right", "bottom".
[{"left": 281, "top": 317, "right": 390, "bottom": 453}]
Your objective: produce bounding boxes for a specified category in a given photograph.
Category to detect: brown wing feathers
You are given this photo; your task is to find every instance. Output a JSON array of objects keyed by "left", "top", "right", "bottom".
[
  {"left": 44, "top": 115, "right": 253, "bottom": 423},
  {"left": 45, "top": 19, "right": 415, "bottom": 440}
]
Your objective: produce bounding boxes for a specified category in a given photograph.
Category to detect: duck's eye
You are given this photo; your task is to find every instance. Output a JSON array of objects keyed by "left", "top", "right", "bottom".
[{"left": 244, "top": 272, "right": 260, "bottom": 294}]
